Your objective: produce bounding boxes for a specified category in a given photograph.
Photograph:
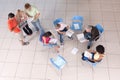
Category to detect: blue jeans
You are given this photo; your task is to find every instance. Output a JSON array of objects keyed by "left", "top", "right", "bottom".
[
  {"left": 59, "top": 34, "right": 64, "bottom": 44},
  {"left": 39, "top": 27, "right": 45, "bottom": 42},
  {"left": 31, "top": 19, "right": 42, "bottom": 31},
  {"left": 84, "top": 33, "right": 92, "bottom": 47},
  {"left": 88, "top": 40, "right": 92, "bottom": 47}
]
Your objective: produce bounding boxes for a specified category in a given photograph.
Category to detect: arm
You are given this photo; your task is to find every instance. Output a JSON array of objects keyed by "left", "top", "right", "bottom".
[
  {"left": 25, "top": 12, "right": 33, "bottom": 18},
  {"left": 42, "top": 37, "right": 48, "bottom": 44},
  {"left": 57, "top": 30, "right": 66, "bottom": 34},
  {"left": 34, "top": 13, "right": 40, "bottom": 20},
  {"left": 66, "top": 25, "right": 70, "bottom": 29}
]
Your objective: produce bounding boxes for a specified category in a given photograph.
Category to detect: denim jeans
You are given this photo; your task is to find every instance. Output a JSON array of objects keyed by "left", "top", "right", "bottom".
[
  {"left": 31, "top": 19, "right": 42, "bottom": 31},
  {"left": 58, "top": 27, "right": 68, "bottom": 44},
  {"left": 88, "top": 40, "right": 92, "bottom": 47},
  {"left": 59, "top": 34, "right": 64, "bottom": 44},
  {"left": 39, "top": 27, "right": 45, "bottom": 42},
  {"left": 84, "top": 33, "right": 93, "bottom": 47}
]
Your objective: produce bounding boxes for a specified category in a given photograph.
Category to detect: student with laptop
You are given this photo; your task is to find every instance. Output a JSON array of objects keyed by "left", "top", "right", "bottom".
[{"left": 82, "top": 45, "right": 105, "bottom": 63}]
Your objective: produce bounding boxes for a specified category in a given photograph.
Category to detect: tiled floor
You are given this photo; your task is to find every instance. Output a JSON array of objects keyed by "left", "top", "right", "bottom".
[{"left": 0, "top": 0, "right": 120, "bottom": 80}]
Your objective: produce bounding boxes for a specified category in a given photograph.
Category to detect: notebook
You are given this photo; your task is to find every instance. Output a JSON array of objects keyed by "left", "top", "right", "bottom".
[
  {"left": 77, "top": 33, "right": 88, "bottom": 43},
  {"left": 49, "top": 38, "right": 57, "bottom": 44},
  {"left": 74, "top": 23, "right": 80, "bottom": 29},
  {"left": 84, "top": 51, "right": 92, "bottom": 59},
  {"left": 66, "top": 29, "right": 74, "bottom": 37}
]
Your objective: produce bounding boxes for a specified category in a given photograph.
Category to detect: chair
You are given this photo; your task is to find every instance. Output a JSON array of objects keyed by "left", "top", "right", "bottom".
[
  {"left": 71, "top": 16, "right": 83, "bottom": 31},
  {"left": 50, "top": 55, "right": 67, "bottom": 80},
  {"left": 53, "top": 18, "right": 63, "bottom": 26},
  {"left": 95, "top": 24, "right": 104, "bottom": 34},
  {"left": 50, "top": 55, "right": 67, "bottom": 70}
]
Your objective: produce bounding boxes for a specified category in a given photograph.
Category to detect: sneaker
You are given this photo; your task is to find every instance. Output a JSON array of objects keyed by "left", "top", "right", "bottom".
[
  {"left": 87, "top": 46, "right": 91, "bottom": 49},
  {"left": 23, "top": 42, "right": 30, "bottom": 45}
]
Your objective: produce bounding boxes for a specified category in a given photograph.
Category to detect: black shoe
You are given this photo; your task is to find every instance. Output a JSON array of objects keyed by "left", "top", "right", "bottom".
[
  {"left": 23, "top": 42, "right": 30, "bottom": 45},
  {"left": 87, "top": 46, "right": 90, "bottom": 49}
]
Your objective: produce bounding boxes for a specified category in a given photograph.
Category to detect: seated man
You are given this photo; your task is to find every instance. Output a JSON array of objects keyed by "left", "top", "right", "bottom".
[
  {"left": 83, "top": 25, "right": 99, "bottom": 49},
  {"left": 42, "top": 31, "right": 60, "bottom": 53},
  {"left": 82, "top": 45, "right": 105, "bottom": 63},
  {"left": 55, "top": 22, "right": 73, "bottom": 45}
]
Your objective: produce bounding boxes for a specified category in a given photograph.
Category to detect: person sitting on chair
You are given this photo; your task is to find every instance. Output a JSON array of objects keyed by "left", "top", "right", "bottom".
[
  {"left": 55, "top": 22, "right": 73, "bottom": 45},
  {"left": 82, "top": 45, "right": 105, "bottom": 63},
  {"left": 42, "top": 31, "right": 60, "bottom": 53},
  {"left": 83, "top": 25, "right": 99, "bottom": 49}
]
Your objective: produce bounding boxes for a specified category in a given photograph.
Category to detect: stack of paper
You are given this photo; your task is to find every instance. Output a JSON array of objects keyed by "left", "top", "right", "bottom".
[
  {"left": 49, "top": 38, "right": 57, "bottom": 44},
  {"left": 74, "top": 23, "right": 80, "bottom": 29},
  {"left": 77, "top": 33, "right": 88, "bottom": 43},
  {"left": 66, "top": 29, "right": 74, "bottom": 37},
  {"left": 71, "top": 48, "right": 79, "bottom": 55}
]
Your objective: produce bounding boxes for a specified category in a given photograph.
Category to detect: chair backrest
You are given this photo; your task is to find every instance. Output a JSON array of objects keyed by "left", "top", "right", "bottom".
[
  {"left": 72, "top": 16, "right": 83, "bottom": 22},
  {"left": 71, "top": 16, "right": 83, "bottom": 31},
  {"left": 95, "top": 24, "right": 104, "bottom": 33},
  {"left": 50, "top": 55, "right": 67, "bottom": 70},
  {"left": 53, "top": 18, "right": 63, "bottom": 26}
]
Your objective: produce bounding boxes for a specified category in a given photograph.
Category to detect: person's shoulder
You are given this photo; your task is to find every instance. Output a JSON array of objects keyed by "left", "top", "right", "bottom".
[{"left": 31, "top": 5, "right": 37, "bottom": 9}]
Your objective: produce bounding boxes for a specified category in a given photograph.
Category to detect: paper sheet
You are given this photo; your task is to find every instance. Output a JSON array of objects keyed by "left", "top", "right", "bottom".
[
  {"left": 71, "top": 48, "right": 79, "bottom": 55},
  {"left": 66, "top": 29, "right": 74, "bottom": 37},
  {"left": 49, "top": 38, "right": 57, "bottom": 44},
  {"left": 77, "top": 33, "right": 88, "bottom": 43},
  {"left": 74, "top": 23, "right": 80, "bottom": 29}
]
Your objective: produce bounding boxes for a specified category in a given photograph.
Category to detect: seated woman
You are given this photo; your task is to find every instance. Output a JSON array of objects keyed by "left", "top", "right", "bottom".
[
  {"left": 42, "top": 31, "right": 60, "bottom": 53},
  {"left": 82, "top": 45, "right": 105, "bottom": 63},
  {"left": 55, "top": 22, "right": 73, "bottom": 45}
]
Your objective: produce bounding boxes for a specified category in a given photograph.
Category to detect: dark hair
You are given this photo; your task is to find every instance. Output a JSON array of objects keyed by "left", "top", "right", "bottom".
[
  {"left": 8, "top": 13, "right": 15, "bottom": 19},
  {"left": 96, "top": 45, "right": 105, "bottom": 54},
  {"left": 24, "top": 3, "right": 31, "bottom": 9},
  {"left": 56, "top": 24, "right": 61, "bottom": 27},
  {"left": 43, "top": 31, "right": 52, "bottom": 37}
]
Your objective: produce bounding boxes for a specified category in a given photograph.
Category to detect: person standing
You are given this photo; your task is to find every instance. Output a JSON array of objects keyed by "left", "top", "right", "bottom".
[
  {"left": 83, "top": 25, "right": 99, "bottom": 49},
  {"left": 16, "top": 9, "right": 33, "bottom": 35},
  {"left": 8, "top": 13, "right": 29, "bottom": 45},
  {"left": 24, "top": 3, "right": 43, "bottom": 32}
]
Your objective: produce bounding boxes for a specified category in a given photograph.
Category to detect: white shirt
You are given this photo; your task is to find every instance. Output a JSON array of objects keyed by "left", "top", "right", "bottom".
[{"left": 56, "top": 22, "right": 68, "bottom": 31}]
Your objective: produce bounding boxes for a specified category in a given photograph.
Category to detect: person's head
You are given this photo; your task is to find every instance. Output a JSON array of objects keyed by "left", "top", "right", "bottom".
[
  {"left": 43, "top": 31, "right": 52, "bottom": 37},
  {"left": 24, "top": 3, "right": 31, "bottom": 11},
  {"left": 8, "top": 13, "right": 15, "bottom": 19},
  {"left": 85, "top": 25, "right": 93, "bottom": 32},
  {"left": 96, "top": 45, "right": 105, "bottom": 54},
  {"left": 55, "top": 24, "right": 61, "bottom": 29},
  {"left": 16, "top": 9, "right": 22, "bottom": 15}
]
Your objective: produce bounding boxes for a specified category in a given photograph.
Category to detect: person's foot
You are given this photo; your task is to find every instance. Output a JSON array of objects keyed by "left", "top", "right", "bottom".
[
  {"left": 23, "top": 42, "right": 30, "bottom": 45},
  {"left": 87, "top": 46, "right": 91, "bottom": 49}
]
